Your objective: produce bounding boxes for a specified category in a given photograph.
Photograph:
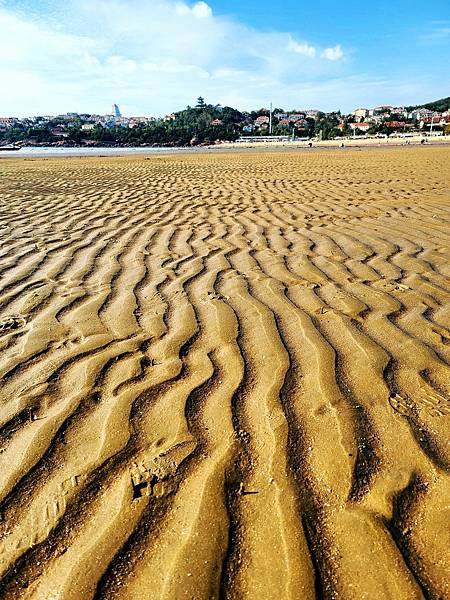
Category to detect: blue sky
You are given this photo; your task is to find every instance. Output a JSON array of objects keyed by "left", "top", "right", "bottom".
[{"left": 0, "top": 0, "right": 449, "bottom": 117}]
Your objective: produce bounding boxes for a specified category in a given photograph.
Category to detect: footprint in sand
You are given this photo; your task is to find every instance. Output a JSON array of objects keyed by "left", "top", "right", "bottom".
[{"left": 0, "top": 314, "right": 27, "bottom": 334}]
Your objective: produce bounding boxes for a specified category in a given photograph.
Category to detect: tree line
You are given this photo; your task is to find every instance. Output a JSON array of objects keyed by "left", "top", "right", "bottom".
[{"left": 1, "top": 96, "right": 449, "bottom": 146}]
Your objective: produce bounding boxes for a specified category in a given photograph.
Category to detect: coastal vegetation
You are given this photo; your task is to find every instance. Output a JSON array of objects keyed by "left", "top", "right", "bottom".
[
  {"left": 1, "top": 96, "right": 449, "bottom": 147},
  {"left": 406, "top": 96, "right": 450, "bottom": 113}
]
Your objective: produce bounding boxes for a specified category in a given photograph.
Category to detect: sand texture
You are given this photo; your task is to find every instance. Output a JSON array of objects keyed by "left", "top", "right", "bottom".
[{"left": 0, "top": 148, "right": 449, "bottom": 600}]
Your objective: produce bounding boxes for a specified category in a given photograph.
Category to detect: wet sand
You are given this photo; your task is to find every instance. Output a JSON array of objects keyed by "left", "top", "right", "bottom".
[{"left": 0, "top": 148, "right": 449, "bottom": 599}]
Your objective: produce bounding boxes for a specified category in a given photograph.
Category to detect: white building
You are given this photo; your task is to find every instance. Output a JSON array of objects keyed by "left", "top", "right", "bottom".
[
  {"left": 112, "top": 104, "right": 122, "bottom": 118},
  {"left": 373, "top": 105, "right": 393, "bottom": 114},
  {"left": 352, "top": 108, "right": 369, "bottom": 119},
  {"left": 350, "top": 122, "right": 371, "bottom": 132},
  {"left": 409, "top": 108, "right": 436, "bottom": 121}
]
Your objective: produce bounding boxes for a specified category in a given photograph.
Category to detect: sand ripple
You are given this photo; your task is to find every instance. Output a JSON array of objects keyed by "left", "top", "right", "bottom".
[{"left": 0, "top": 148, "right": 449, "bottom": 599}]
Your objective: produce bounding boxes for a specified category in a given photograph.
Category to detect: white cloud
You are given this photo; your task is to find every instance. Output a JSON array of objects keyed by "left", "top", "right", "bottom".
[
  {"left": 191, "top": 1, "right": 213, "bottom": 18},
  {"left": 0, "top": 1, "right": 441, "bottom": 117},
  {"left": 289, "top": 39, "right": 316, "bottom": 58},
  {"left": 321, "top": 45, "right": 344, "bottom": 61},
  {"left": 0, "top": 9, "right": 95, "bottom": 65},
  {"left": 107, "top": 56, "right": 138, "bottom": 74},
  {"left": 0, "top": 2, "right": 350, "bottom": 116}
]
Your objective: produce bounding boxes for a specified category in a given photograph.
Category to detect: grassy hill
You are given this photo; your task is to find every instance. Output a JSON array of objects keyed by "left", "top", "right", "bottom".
[{"left": 406, "top": 97, "right": 450, "bottom": 112}]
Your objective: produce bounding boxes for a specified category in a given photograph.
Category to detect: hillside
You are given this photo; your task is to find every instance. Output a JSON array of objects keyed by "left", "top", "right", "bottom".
[{"left": 406, "top": 96, "right": 450, "bottom": 112}]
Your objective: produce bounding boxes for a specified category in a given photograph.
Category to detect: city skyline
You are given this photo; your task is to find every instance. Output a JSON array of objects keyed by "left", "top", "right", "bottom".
[
  {"left": 0, "top": 0, "right": 449, "bottom": 117},
  {"left": 2, "top": 98, "right": 448, "bottom": 121}
]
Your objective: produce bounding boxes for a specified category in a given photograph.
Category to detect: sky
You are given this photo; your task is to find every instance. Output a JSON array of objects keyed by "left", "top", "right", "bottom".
[{"left": 0, "top": 0, "right": 449, "bottom": 117}]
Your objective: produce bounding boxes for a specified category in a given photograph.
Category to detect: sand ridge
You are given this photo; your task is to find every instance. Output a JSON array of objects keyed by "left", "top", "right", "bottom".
[{"left": 0, "top": 148, "right": 449, "bottom": 599}]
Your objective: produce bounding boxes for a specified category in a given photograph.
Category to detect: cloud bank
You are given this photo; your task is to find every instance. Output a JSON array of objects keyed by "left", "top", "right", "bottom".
[
  {"left": 0, "top": 0, "right": 348, "bottom": 115},
  {"left": 0, "top": 1, "right": 447, "bottom": 116}
]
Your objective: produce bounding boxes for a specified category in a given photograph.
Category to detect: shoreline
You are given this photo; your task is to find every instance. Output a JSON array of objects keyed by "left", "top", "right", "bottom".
[{"left": 1, "top": 136, "right": 450, "bottom": 159}]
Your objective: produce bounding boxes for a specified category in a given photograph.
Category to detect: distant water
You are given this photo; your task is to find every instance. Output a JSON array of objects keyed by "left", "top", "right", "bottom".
[{"left": 0, "top": 146, "right": 191, "bottom": 158}]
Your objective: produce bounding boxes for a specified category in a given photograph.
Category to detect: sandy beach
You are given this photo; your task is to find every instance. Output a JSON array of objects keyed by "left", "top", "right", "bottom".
[
  {"left": 215, "top": 134, "right": 450, "bottom": 150},
  {"left": 0, "top": 147, "right": 449, "bottom": 599}
]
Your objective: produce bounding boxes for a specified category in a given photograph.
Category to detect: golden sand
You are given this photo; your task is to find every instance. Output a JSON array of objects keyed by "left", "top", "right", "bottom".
[{"left": 0, "top": 148, "right": 449, "bottom": 599}]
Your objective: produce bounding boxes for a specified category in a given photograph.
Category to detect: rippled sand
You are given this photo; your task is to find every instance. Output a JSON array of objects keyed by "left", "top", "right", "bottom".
[{"left": 0, "top": 148, "right": 449, "bottom": 600}]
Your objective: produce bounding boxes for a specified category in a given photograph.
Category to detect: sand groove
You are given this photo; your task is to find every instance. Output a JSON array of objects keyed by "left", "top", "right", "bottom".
[{"left": 0, "top": 148, "right": 449, "bottom": 600}]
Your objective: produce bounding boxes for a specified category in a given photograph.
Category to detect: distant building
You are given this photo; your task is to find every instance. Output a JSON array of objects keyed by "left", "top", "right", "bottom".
[
  {"left": 420, "top": 116, "right": 450, "bottom": 128},
  {"left": 409, "top": 108, "right": 435, "bottom": 121},
  {"left": 352, "top": 108, "right": 369, "bottom": 119},
  {"left": 211, "top": 119, "right": 223, "bottom": 126},
  {"left": 349, "top": 122, "right": 371, "bottom": 132},
  {"left": 112, "top": 104, "right": 122, "bottom": 118},
  {"left": 385, "top": 121, "right": 412, "bottom": 130},
  {"left": 115, "top": 117, "right": 131, "bottom": 127},
  {"left": 373, "top": 105, "right": 393, "bottom": 114},
  {"left": 255, "top": 115, "right": 270, "bottom": 127},
  {"left": 128, "top": 117, "right": 154, "bottom": 128},
  {"left": 50, "top": 127, "right": 69, "bottom": 137},
  {"left": 289, "top": 113, "right": 306, "bottom": 121},
  {"left": 0, "top": 117, "right": 18, "bottom": 129}
]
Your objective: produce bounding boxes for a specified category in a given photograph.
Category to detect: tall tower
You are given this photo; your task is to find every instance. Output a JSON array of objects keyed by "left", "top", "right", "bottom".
[{"left": 112, "top": 103, "right": 121, "bottom": 118}]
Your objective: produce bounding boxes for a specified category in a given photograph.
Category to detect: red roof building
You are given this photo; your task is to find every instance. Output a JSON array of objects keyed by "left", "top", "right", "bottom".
[
  {"left": 350, "top": 122, "right": 371, "bottom": 131},
  {"left": 385, "top": 121, "right": 411, "bottom": 129},
  {"left": 422, "top": 116, "right": 450, "bottom": 124}
]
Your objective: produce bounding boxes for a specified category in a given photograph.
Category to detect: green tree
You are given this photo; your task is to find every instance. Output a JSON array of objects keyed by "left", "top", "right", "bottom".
[
  {"left": 406, "top": 96, "right": 450, "bottom": 113},
  {"left": 196, "top": 97, "right": 206, "bottom": 109}
]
